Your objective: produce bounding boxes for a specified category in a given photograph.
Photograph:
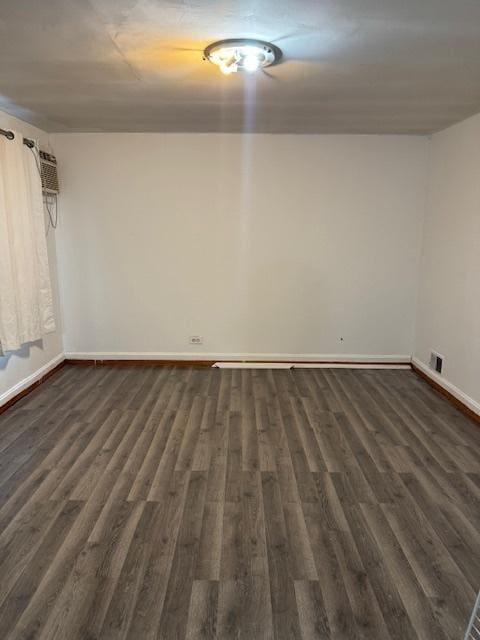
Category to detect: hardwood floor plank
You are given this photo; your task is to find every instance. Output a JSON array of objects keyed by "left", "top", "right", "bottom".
[
  {"left": 99, "top": 501, "right": 156, "bottom": 639},
  {"left": 240, "top": 376, "right": 260, "bottom": 472},
  {"left": 255, "top": 396, "right": 277, "bottom": 472},
  {"left": 272, "top": 382, "right": 318, "bottom": 503},
  {"left": 125, "top": 472, "right": 190, "bottom": 639},
  {"left": 342, "top": 503, "right": 419, "bottom": 640},
  {"left": 220, "top": 501, "right": 244, "bottom": 580},
  {"left": 194, "top": 501, "right": 224, "bottom": 580},
  {"left": 225, "top": 411, "right": 242, "bottom": 503},
  {"left": 294, "top": 580, "right": 331, "bottom": 640},
  {"left": 80, "top": 501, "right": 145, "bottom": 638},
  {"left": 185, "top": 580, "right": 219, "bottom": 640},
  {"left": 191, "top": 397, "right": 216, "bottom": 472},
  {"left": 175, "top": 396, "right": 206, "bottom": 471},
  {"left": 155, "top": 471, "right": 208, "bottom": 640},
  {"left": 241, "top": 471, "right": 269, "bottom": 576},
  {"left": 289, "top": 396, "right": 328, "bottom": 472},
  {"left": 261, "top": 471, "right": 303, "bottom": 639},
  {"left": 217, "top": 576, "right": 274, "bottom": 640},
  {"left": 302, "top": 500, "right": 361, "bottom": 640},
  {"left": 146, "top": 384, "right": 199, "bottom": 501},
  {"left": 330, "top": 526, "right": 393, "bottom": 640},
  {"left": 283, "top": 502, "right": 318, "bottom": 580}
]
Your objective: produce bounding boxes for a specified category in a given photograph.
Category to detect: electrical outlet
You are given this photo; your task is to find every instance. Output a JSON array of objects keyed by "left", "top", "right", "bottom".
[{"left": 189, "top": 335, "right": 203, "bottom": 345}]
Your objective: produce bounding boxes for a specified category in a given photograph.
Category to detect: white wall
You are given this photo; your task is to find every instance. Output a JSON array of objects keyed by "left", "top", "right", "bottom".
[
  {"left": 53, "top": 133, "right": 428, "bottom": 361},
  {"left": 0, "top": 111, "right": 63, "bottom": 403},
  {"left": 414, "top": 113, "right": 480, "bottom": 410}
]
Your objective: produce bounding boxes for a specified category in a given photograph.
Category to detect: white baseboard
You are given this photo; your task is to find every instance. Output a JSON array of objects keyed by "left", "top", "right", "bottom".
[
  {"left": 0, "top": 353, "right": 65, "bottom": 408},
  {"left": 411, "top": 357, "right": 480, "bottom": 417},
  {"left": 64, "top": 351, "right": 411, "bottom": 364},
  {"left": 214, "top": 362, "right": 294, "bottom": 369},
  {"left": 213, "top": 361, "right": 411, "bottom": 370},
  {"left": 291, "top": 363, "right": 411, "bottom": 369}
]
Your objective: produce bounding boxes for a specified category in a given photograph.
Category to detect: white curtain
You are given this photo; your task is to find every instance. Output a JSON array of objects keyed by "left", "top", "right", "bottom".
[{"left": 0, "top": 132, "right": 55, "bottom": 352}]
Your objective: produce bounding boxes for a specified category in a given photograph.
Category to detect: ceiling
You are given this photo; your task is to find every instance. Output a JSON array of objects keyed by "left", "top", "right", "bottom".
[{"left": 1, "top": 0, "right": 480, "bottom": 134}]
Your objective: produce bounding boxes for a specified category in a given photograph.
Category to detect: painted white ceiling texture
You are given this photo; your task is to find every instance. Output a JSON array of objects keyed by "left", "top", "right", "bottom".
[{"left": 1, "top": 0, "right": 480, "bottom": 133}]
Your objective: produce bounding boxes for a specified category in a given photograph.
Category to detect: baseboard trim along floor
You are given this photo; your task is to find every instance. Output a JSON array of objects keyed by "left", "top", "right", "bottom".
[
  {"left": 64, "top": 351, "right": 412, "bottom": 364},
  {"left": 411, "top": 357, "right": 480, "bottom": 425},
  {"left": 1, "top": 353, "right": 478, "bottom": 428},
  {"left": 0, "top": 354, "right": 65, "bottom": 414}
]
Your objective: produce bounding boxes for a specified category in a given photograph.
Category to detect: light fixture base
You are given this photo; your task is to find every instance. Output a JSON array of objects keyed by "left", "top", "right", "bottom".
[{"left": 204, "top": 38, "right": 282, "bottom": 75}]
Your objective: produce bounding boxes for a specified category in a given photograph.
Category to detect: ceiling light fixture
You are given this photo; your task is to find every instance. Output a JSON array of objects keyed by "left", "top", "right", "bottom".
[{"left": 204, "top": 39, "right": 282, "bottom": 75}]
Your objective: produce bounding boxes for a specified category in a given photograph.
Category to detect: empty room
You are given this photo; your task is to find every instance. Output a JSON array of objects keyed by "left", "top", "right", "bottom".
[{"left": 1, "top": 1, "right": 479, "bottom": 639}]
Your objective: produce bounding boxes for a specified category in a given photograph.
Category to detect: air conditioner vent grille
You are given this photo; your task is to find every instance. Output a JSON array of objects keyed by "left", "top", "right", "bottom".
[{"left": 39, "top": 150, "right": 59, "bottom": 195}]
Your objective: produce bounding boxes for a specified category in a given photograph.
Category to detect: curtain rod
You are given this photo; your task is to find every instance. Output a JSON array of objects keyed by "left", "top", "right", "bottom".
[{"left": 0, "top": 127, "right": 35, "bottom": 148}]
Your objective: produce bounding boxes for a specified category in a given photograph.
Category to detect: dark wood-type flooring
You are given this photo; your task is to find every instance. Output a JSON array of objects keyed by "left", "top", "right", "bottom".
[{"left": 0, "top": 364, "right": 479, "bottom": 639}]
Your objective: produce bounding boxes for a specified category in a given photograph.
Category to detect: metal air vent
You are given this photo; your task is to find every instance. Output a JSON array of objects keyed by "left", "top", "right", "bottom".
[{"left": 39, "top": 150, "right": 59, "bottom": 195}]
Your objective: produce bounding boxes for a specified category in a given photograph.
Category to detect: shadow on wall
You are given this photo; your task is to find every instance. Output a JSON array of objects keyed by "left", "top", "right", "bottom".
[{"left": 0, "top": 339, "right": 45, "bottom": 370}]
